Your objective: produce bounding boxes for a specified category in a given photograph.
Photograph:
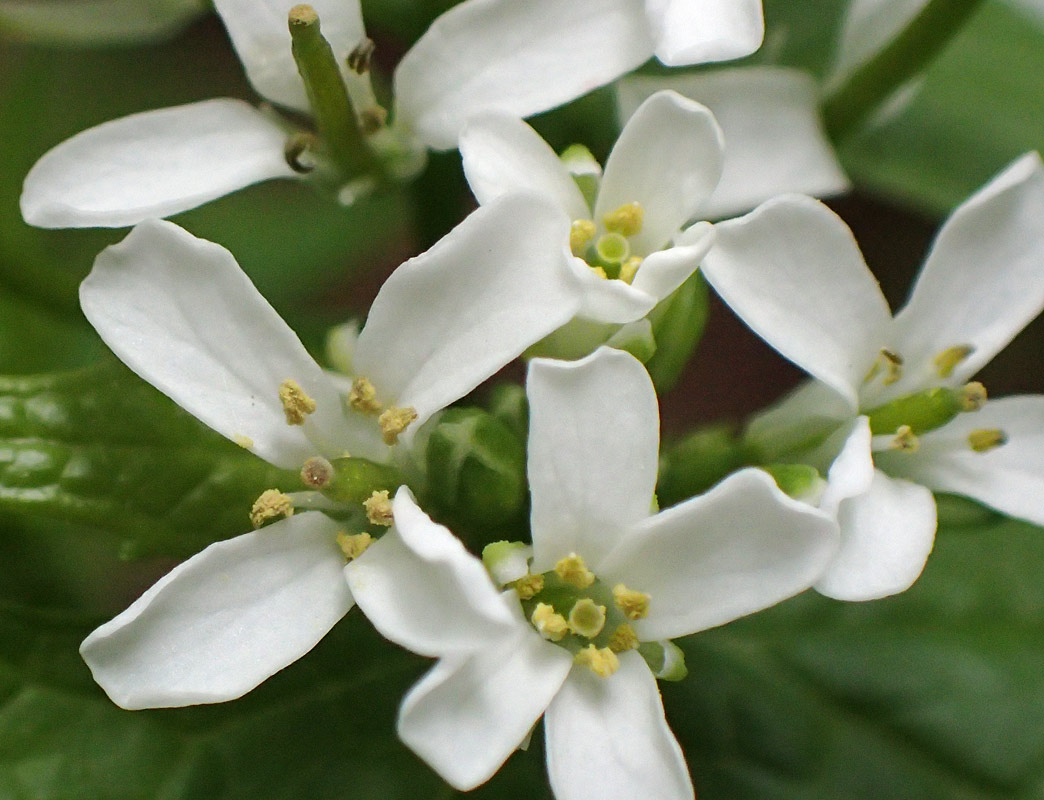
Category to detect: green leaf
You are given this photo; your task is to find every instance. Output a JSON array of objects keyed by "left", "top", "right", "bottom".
[
  {"left": 644, "top": 270, "right": 710, "bottom": 394},
  {"left": 669, "top": 514, "right": 1044, "bottom": 798},
  {"left": 0, "top": 361, "right": 296, "bottom": 559}
]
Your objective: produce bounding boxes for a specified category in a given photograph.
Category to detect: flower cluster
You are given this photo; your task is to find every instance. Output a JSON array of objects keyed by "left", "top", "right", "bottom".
[{"left": 21, "top": 2, "right": 1044, "bottom": 799}]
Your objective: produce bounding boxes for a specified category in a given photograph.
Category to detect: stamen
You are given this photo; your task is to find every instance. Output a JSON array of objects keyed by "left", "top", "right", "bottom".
[
  {"left": 602, "top": 202, "right": 644, "bottom": 237},
  {"left": 968, "top": 428, "right": 1007, "bottom": 453},
  {"left": 279, "top": 379, "right": 317, "bottom": 425},
  {"left": 363, "top": 489, "right": 394, "bottom": 526},
  {"left": 960, "top": 382, "right": 987, "bottom": 411},
  {"left": 618, "top": 256, "right": 642, "bottom": 285},
  {"left": 890, "top": 424, "right": 920, "bottom": 452},
  {"left": 233, "top": 434, "right": 254, "bottom": 449},
  {"left": 574, "top": 644, "right": 620, "bottom": 678},
  {"left": 570, "top": 219, "right": 597, "bottom": 256},
  {"left": 865, "top": 348, "right": 903, "bottom": 385},
  {"left": 608, "top": 624, "right": 639, "bottom": 653},
  {"left": 595, "top": 232, "right": 630, "bottom": 265},
  {"left": 554, "top": 553, "right": 595, "bottom": 589},
  {"left": 337, "top": 531, "right": 373, "bottom": 561},
  {"left": 612, "top": 584, "right": 650, "bottom": 620},
  {"left": 513, "top": 573, "right": 545, "bottom": 600},
  {"left": 531, "top": 603, "right": 568, "bottom": 642},
  {"left": 589, "top": 266, "right": 608, "bottom": 280},
  {"left": 567, "top": 598, "right": 607, "bottom": 638},
  {"left": 378, "top": 406, "right": 418, "bottom": 445},
  {"left": 300, "top": 456, "right": 334, "bottom": 488},
  {"left": 284, "top": 132, "right": 318, "bottom": 174},
  {"left": 346, "top": 38, "right": 375, "bottom": 73},
  {"left": 934, "top": 345, "right": 974, "bottom": 378},
  {"left": 348, "top": 377, "right": 382, "bottom": 414},
  {"left": 249, "top": 489, "right": 294, "bottom": 529}
]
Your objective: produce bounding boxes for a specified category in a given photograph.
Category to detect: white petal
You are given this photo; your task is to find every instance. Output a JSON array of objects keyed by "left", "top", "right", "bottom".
[
  {"left": 545, "top": 651, "right": 693, "bottom": 800},
  {"left": 20, "top": 100, "right": 296, "bottom": 229},
  {"left": 527, "top": 348, "right": 659, "bottom": 573},
  {"left": 80, "top": 513, "right": 351, "bottom": 709},
  {"left": 628, "top": 222, "right": 714, "bottom": 302},
  {"left": 0, "top": 0, "right": 204, "bottom": 45},
  {"left": 819, "top": 416, "right": 875, "bottom": 516},
  {"left": 352, "top": 193, "right": 583, "bottom": 434},
  {"left": 346, "top": 489, "right": 517, "bottom": 658},
  {"left": 214, "top": 0, "right": 365, "bottom": 111},
  {"left": 460, "top": 112, "right": 588, "bottom": 219},
  {"left": 392, "top": 0, "right": 654, "bottom": 150},
  {"left": 815, "top": 469, "right": 937, "bottom": 601},
  {"left": 891, "top": 153, "right": 1044, "bottom": 385},
  {"left": 644, "top": 0, "right": 764, "bottom": 66},
  {"left": 829, "top": 0, "right": 926, "bottom": 85},
  {"left": 599, "top": 469, "right": 839, "bottom": 640},
  {"left": 397, "top": 628, "right": 572, "bottom": 791},
  {"left": 879, "top": 396, "right": 1044, "bottom": 527},
  {"left": 745, "top": 379, "right": 854, "bottom": 462},
  {"left": 569, "top": 259, "right": 658, "bottom": 324},
  {"left": 617, "top": 67, "right": 849, "bottom": 220},
  {"left": 596, "top": 91, "right": 724, "bottom": 255},
  {"left": 701, "top": 195, "right": 892, "bottom": 408},
  {"left": 81, "top": 220, "right": 382, "bottom": 468}
]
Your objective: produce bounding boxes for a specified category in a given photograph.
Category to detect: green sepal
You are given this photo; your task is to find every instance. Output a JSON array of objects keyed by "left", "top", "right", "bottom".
[
  {"left": 644, "top": 270, "right": 710, "bottom": 393},
  {"left": 559, "top": 143, "right": 601, "bottom": 210},
  {"left": 657, "top": 423, "right": 756, "bottom": 508},
  {"left": 639, "top": 640, "right": 688, "bottom": 681},
  {"left": 486, "top": 382, "right": 529, "bottom": 442},
  {"left": 761, "top": 463, "right": 827, "bottom": 502},
  {"left": 318, "top": 457, "right": 404, "bottom": 505},
  {"left": 422, "top": 407, "right": 527, "bottom": 544}
]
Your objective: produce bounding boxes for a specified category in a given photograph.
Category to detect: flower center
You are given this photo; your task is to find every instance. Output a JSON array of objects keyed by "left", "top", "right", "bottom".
[{"left": 570, "top": 201, "right": 648, "bottom": 285}]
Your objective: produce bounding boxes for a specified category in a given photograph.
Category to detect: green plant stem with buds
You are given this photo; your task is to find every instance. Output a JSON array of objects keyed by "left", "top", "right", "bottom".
[
  {"left": 822, "top": 0, "right": 988, "bottom": 141},
  {"left": 288, "top": 5, "right": 376, "bottom": 180}
]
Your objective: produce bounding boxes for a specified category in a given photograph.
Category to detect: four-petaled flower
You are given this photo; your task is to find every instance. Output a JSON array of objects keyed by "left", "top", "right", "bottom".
[
  {"left": 701, "top": 153, "right": 1044, "bottom": 600},
  {"left": 346, "top": 347, "right": 839, "bottom": 798}
]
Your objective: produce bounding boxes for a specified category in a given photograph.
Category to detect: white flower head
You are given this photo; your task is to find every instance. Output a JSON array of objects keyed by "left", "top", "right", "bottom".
[
  {"left": 21, "top": 0, "right": 764, "bottom": 228},
  {"left": 460, "top": 90, "right": 724, "bottom": 331},
  {"left": 700, "top": 152, "right": 1044, "bottom": 601},
  {"left": 347, "top": 347, "right": 839, "bottom": 797},
  {"left": 616, "top": 66, "right": 850, "bottom": 220},
  {"left": 77, "top": 204, "right": 583, "bottom": 708}
]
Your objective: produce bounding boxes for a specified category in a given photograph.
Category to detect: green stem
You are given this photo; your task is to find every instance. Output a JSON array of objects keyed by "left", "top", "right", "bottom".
[
  {"left": 822, "top": 0, "right": 988, "bottom": 141},
  {"left": 288, "top": 5, "right": 374, "bottom": 179}
]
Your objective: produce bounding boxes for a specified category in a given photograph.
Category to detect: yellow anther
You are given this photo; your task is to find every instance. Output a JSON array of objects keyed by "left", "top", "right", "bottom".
[
  {"left": 531, "top": 603, "right": 569, "bottom": 642},
  {"left": 618, "top": 256, "right": 642, "bottom": 285},
  {"left": 337, "top": 531, "right": 373, "bottom": 561},
  {"left": 249, "top": 489, "right": 294, "bottom": 529},
  {"left": 612, "top": 584, "right": 651, "bottom": 620},
  {"left": 891, "top": 424, "right": 920, "bottom": 453},
  {"left": 279, "top": 379, "right": 317, "bottom": 425},
  {"left": 363, "top": 489, "right": 394, "bottom": 526},
  {"left": 570, "top": 219, "right": 597, "bottom": 256},
  {"left": 513, "top": 573, "right": 545, "bottom": 600},
  {"left": 348, "top": 377, "right": 382, "bottom": 415},
  {"left": 554, "top": 553, "right": 595, "bottom": 589},
  {"left": 233, "top": 434, "right": 254, "bottom": 449},
  {"left": 934, "top": 345, "right": 974, "bottom": 378},
  {"left": 608, "top": 624, "right": 639, "bottom": 653},
  {"left": 300, "top": 456, "right": 334, "bottom": 488},
  {"left": 865, "top": 348, "right": 903, "bottom": 385},
  {"left": 378, "top": 406, "right": 418, "bottom": 445},
  {"left": 590, "top": 265, "right": 608, "bottom": 280},
  {"left": 574, "top": 644, "right": 620, "bottom": 678},
  {"left": 602, "top": 202, "right": 644, "bottom": 237},
  {"left": 968, "top": 428, "right": 1007, "bottom": 453},
  {"left": 960, "top": 382, "right": 987, "bottom": 412},
  {"left": 568, "top": 598, "right": 607, "bottom": 639}
]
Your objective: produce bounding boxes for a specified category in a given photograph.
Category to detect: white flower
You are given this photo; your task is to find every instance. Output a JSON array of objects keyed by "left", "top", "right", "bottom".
[
  {"left": 615, "top": 66, "right": 850, "bottom": 220},
  {"left": 77, "top": 198, "right": 582, "bottom": 708},
  {"left": 21, "top": 0, "right": 763, "bottom": 229},
  {"left": 700, "top": 152, "right": 1044, "bottom": 601},
  {"left": 460, "top": 90, "right": 722, "bottom": 331},
  {"left": 346, "top": 347, "right": 839, "bottom": 798}
]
